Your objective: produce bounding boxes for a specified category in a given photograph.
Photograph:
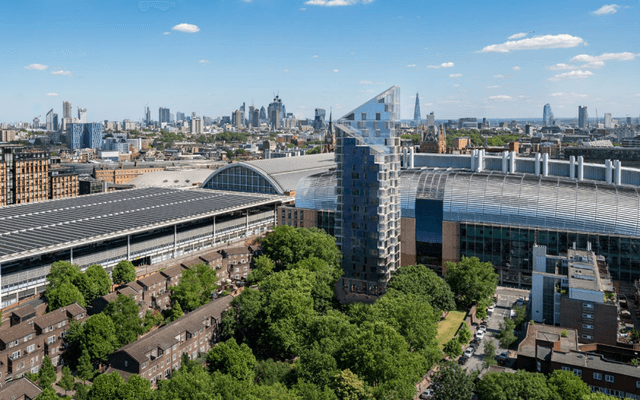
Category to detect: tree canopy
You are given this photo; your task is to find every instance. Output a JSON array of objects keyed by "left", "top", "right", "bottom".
[
  {"left": 445, "top": 256, "right": 498, "bottom": 307},
  {"left": 171, "top": 264, "right": 218, "bottom": 311},
  {"left": 387, "top": 264, "right": 456, "bottom": 312},
  {"left": 112, "top": 261, "right": 136, "bottom": 285}
]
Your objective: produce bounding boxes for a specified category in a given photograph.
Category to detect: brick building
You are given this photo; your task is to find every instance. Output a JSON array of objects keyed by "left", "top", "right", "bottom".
[
  {"left": 0, "top": 377, "right": 42, "bottom": 399},
  {"left": 0, "top": 303, "right": 86, "bottom": 382},
  {"left": 517, "top": 324, "right": 640, "bottom": 399},
  {"left": 93, "top": 165, "right": 163, "bottom": 185},
  {"left": 108, "top": 295, "right": 232, "bottom": 386},
  {"left": 48, "top": 168, "right": 79, "bottom": 200},
  {"left": 221, "top": 247, "right": 253, "bottom": 281}
]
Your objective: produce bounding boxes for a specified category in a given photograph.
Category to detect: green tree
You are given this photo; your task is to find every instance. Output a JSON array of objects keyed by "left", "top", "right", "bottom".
[
  {"left": 512, "top": 304, "right": 527, "bottom": 326},
  {"left": 74, "top": 383, "right": 90, "bottom": 400},
  {"left": 58, "top": 366, "right": 75, "bottom": 395},
  {"left": 387, "top": 264, "right": 456, "bottom": 312},
  {"left": 103, "top": 294, "right": 143, "bottom": 347},
  {"left": 171, "top": 264, "right": 218, "bottom": 311},
  {"left": 46, "top": 281, "right": 86, "bottom": 311},
  {"left": 295, "top": 346, "right": 338, "bottom": 388},
  {"left": 458, "top": 323, "right": 472, "bottom": 344},
  {"left": 483, "top": 341, "right": 497, "bottom": 368},
  {"left": 547, "top": 370, "right": 591, "bottom": 400},
  {"left": 35, "top": 387, "right": 59, "bottom": 400},
  {"left": 112, "top": 260, "right": 136, "bottom": 285},
  {"left": 117, "top": 374, "right": 153, "bottom": 400},
  {"left": 497, "top": 318, "right": 517, "bottom": 348},
  {"left": 445, "top": 256, "right": 498, "bottom": 307},
  {"left": 155, "top": 363, "right": 217, "bottom": 400},
  {"left": 431, "top": 361, "right": 475, "bottom": 400},
  {"left": 476, "top": 371, "right": 554, "bottom": 400},
  {"left": 206, "top": 338, "right": 257, "bottom": 382},
  {"left": 82, "top": 313, "right": 119, "bottom": 363},
  {"left": 142, "top": 310, "right": 164, "bottom": 332},
  {"left": 246, "top": 255, "right": 276, "bottom": 285},
  {"left": 76, "top": 347, "right": 95, "bottom": 383},
  {"left": 255, "top": 358, "right": 293, "bottom": 386},
  {"left": 85, "top": 264, "right": 112, "bottom": 300},
  {"left": 260, "top": 226, "right": 341, "bottom": 270},
  {"left": 87, "top": 371, "right": 125, "bottom": 400},
  {"left": 38, "top": 355, "right": 57, "bottom": 388},
  {"left": 167, "top": 301, "right": 184, "bottom": 322},
  {"left": 443, "top": 338, "right": 462, "bottom": 358},
  {"left": 330, "top": 369, "right": 373, "bottom": 400}
]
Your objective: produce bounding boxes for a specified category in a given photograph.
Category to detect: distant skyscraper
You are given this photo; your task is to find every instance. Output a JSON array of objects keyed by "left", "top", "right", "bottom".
[
  {"left": 578, "top": 106, "right": 589, "bottom": 129},
  {"left": 313, "top": 108, "right": 326, "bottom": 130},
  {"left": 176, "top": 112, "right": 186, "bottom": 122},
  {"left": 234, "top": 110, "right": 242, "bottom": 128},
  {"left": 46, "top": 109, "right": 54, "bottom": 131},
  {"left": 77, "top": 107, "right": 87, "bottom": 123},
  {"left": 191, "top": 117, "right": 203, "bottom": 134},
  {"left": 413, "top": 93, "right": 421, "bottom": 124},
  {"left": 145, "top": 107, "right": 151, "bottom": 126},
  {"left": 335, "top": 86, "right": 401, "bottom": 298},
  {"left": 259, "top": 106, "right": 267, "bottom": 121},
  {"left": 52, "top": 114, "right": 58, "bottom": 131},
  {"left": 604, "top": 113, "right": 613, "bottom": 129},
  {"left": 63, "top": 101, "right": 72, "bottom": 119},
  {"left": 158, "top": 107, "right": 170, "bottom": 124},
  {"left": 252, "top": 109, "right": 260, "bottom": 128},
  {"left": 240, "top": 102, "right": 246, "bottom": 126},
  {"left": 268, "top": 95, "right": 285, "bottom": 129},
  {"left": 543, "top": 104, "right": 554, "bottom": 127},
  {"left": 427, "top": 112, "right": 435, "bottom": 127},
  {"left": 67, "top": 123, "right": 84, "bottom": 150}
]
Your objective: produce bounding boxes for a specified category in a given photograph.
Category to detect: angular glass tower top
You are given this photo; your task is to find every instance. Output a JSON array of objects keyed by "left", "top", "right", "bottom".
[{"left": 338, "top": 86, "right": 400, "bottom": 150}]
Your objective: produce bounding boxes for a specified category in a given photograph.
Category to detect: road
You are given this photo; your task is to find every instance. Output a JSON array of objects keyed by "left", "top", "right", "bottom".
[{"left": 462, "top": 286, "right": 530, "bottom": 372}]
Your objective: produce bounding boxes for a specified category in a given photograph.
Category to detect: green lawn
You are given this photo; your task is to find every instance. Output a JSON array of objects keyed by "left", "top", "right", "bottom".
[{"left": 436, "top": 311, "right": 467, "bottom": 349}]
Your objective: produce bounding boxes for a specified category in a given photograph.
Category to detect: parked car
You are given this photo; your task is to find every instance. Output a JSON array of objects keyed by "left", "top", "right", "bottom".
[
  {"left": 487, "top": 305, "right": 495, "bottom": 314},
  {"left": 516, "top": 298, "right": 525, "bottom": 306},
  {"left": 496, "top": 351, "right": 508, "bottom": 363},
  {"left": 419, "top": 387, "right": 435, "bottom": 399},
  {"left": 476, "top": 330, "right": 485, "bottom": 340},
  {"left": 464, "top": 346, "right": 475, "bottom": 357},
  {"left": 479, "top": 323, "right": 488, "bottom": 332},
  {"left": 458, "top": 355, "right": 469, "bottom": 365}
]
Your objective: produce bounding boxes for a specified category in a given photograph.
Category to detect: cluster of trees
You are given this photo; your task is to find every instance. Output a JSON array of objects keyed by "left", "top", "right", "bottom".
[
  {"left": 170, "top": 263, "right": 218, "bottom": 312},
  {"left": 44, "top": 261, "right": 112, "bottom": 311},
  {"left": 153, "top": 130, "right": 185, "bottom": 150},
  {"left": 445, "top": 129, "right": 524, "bottom": 148},
  {"left": 428, "top": 362, "right": 624, "bottom": 400},
  {"left": 214, "top": 132, "right": 249, "bottom": 142}
]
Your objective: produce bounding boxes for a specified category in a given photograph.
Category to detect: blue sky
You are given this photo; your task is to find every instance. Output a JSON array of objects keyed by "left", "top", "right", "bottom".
[{"left": 1, "top": 0, "right": 639, "bottom": 122}]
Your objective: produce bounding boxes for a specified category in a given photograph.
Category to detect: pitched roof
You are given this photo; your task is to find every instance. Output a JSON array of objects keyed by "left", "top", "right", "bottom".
[
  {"left": 160, "top": 265, "right": 185, "bottom": 279},
  {"left": 137, "top": 273, "right": 166, "bottom": 288},
  {"left": 112, "top": 296, "right": 232, "bottom": 363},
  {"left": 0, "top": 377, "right": 42, "bottom": 400}
]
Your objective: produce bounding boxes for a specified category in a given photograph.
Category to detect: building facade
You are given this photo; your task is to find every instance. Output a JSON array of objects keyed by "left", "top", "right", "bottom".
[
  {"left": 543, "top": 103, "right": 554, "bottom": 127},
  {"left": 335, "top": 86, "right": 402, "bottom": 297}
]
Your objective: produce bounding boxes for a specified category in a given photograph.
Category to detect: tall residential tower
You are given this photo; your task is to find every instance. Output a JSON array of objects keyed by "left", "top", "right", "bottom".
[
  {"left": 543, "top": 103, "right": 554, "bottom": 126},
  {"left": 413, "top": 93, "right": 421, "bottom": 124},
  {"left": 335, "top": 86, "right": 402, "bottom": 299}
]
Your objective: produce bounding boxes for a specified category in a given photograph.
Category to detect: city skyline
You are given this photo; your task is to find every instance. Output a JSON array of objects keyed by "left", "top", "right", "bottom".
[{"left": 2, "top": 0, "right": 639, "bottom": 121}]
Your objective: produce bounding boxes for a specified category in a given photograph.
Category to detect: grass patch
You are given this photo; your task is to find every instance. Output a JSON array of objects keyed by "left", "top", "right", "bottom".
[{"left": 436, "top": 311, "right": 467, "bottom": 349}]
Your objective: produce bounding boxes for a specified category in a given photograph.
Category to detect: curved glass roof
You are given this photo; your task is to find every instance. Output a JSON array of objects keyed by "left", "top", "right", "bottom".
[{"left": 295, "top": 167, "right": 640, "bottom": 237}]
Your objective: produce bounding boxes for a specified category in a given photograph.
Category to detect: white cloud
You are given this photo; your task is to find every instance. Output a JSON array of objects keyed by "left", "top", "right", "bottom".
[
  {"left": 508, "top": 32, "right": 528, "bottom": 40},
  {"left": 50, "top": 70, "right": 73, "bottom": 77},
  {"left": 45, "top": 92, "right": 58, "bottom": 96},
  {"left": 512, "top": 66, "right": 521, "bottom": 71},
  {"left": 548, "top": 63, "right": 578, "bottom": 70},
  {"left": 359, "top": 80, "right": 383, "bottom": 85},
  {"left": 283, "top": 69, "right": 290, "bottom": 73},
  {"left": 549, "top": 70, "right": 594, "bottom": 81},
  {"left": 199, "top": 59, "right": 209, "bottom": 64},
  {"left": 163, "top": 32, "right": 170, "bottom": 35},
  {"left": 494, "top": 74, "right": 505, "bottom": 78},
  {"left": 550, "top": 92, "right": 588, "bottom": 98},
  {"left": 171, "top": 23, "right": 200, "bottom": 33},
  {"left": 449, "top": 73, "right": 463, "bottom": 78},
  {"left": 489, "top": 95, "right": 513, "bottom": 100},
  {"left": 24, "top": 63, "right": 48, "bottom": 70},
  {"left": 480, "top": 34, "right": 584, "bottom": 53},
  {"left": 304, "top": 0, "right": 374, "bottom": 6},
  {"left": 312, "top": 55, "right": 319, "bottom": 58},
  {"left": 427, "top": 61, "right": 454, "bottom": 69},
  {"left": 569, "top": 52, "right": 637, "bottom": 69},
  {"left": 453, "top": 84, "right": 460, "bottom": 87},
  {"left": 300, "top": 7, "right": 306, "bottom": 10},
  {"left": 591, "top": 4, "right": 620, "bottom": 15},
  {"left": 333, "top": 69, "right": 339, "bottom": 72},
  {"left": 485, "top": 85, "right": 499, "bottom": 89},
  {"left": 407, "top": 64, "right": 417, "bottom": 67}
]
